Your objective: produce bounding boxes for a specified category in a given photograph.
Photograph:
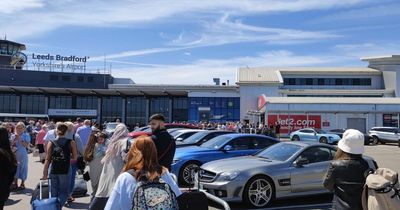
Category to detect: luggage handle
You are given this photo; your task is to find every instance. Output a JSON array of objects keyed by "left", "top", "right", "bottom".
[{"left": 39, "top": 179, "right": 51, "bottom": 200}]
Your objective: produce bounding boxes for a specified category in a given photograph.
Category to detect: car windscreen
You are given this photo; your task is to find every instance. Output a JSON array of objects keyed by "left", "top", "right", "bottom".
[
  {"left": 200, "top": 135, "right": 232, "bottom": 149},
  {"left": 255, "top": 143, "right": 303, "bottom": 161},
  {"left": 182, "top": 131, "right": 210, "bottom": 144},
  {"left": 315, "top": 129, "right": 326, "bottom": 134}
]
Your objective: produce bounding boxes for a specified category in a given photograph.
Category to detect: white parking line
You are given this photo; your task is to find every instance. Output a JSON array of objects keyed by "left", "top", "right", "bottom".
[{"left": 263, "top": 203, "right": 332, "bottom": 210}]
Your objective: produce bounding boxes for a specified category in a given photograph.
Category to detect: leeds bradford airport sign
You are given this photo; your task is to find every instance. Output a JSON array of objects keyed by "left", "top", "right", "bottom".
[{"left": 31, "top": 53, "right": 90, "bottom": 70}]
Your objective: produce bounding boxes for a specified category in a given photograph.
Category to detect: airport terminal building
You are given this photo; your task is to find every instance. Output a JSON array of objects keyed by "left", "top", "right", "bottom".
[{"left": 1, "top": 39, "right": 400, "bottom": 133}]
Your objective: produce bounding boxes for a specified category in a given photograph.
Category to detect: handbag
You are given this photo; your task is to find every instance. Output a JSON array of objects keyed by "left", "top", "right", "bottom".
[
  {"left": 77, "top": 156, "right": 86, "bottom": 171},
  {"left": 83, "top": 171, "right": 90, "bottom": 181}
]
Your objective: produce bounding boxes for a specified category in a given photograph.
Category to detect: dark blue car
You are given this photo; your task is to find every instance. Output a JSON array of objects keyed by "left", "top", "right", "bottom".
[{"left": 171, "top": 133, "right": 279, "bottom": 185}]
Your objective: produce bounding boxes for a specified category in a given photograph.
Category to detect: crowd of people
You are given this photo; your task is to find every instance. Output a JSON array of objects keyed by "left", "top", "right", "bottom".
[
  {"left": 0, "top": 114, "right": 181, "bottom": 210},
  {"left": 0, "top": 114, "right": 387, "bottom": 210}
]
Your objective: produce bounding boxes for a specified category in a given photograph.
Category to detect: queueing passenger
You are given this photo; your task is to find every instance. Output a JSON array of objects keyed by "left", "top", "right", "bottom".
[
  {"left": 84, "top": 131, "right": 107, "bottom": 198},
  {"left": 42, "top": 123, "right": 78, "bottom": 207},
  {"left": 323, "top": 129, "right": 374, "bottom": 210},
  {"left": 104, "top": 135, "right": 181, "bottom": 210},
  {"left": 89, "top": 124, "right": 130, "bottom": 210},
  {"left": 0, "top": 126, "right": 17, "bottom": 210},
  {"left": 10, "top": 122, "right": 31, "bottom": 191}
]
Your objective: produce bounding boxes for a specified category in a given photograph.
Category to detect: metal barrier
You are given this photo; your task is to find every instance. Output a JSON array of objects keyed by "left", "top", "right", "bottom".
[{"left": 194, "top": 172, "right": 231, "bottom": 210}]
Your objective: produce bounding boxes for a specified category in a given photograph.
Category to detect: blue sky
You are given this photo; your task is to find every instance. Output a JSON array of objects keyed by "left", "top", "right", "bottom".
[{"left": 1, "top": 0, "right": 400, "bottom": 84}]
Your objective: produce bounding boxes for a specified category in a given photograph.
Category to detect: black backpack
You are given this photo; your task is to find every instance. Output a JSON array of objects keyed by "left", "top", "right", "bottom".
[{"left": 51, "top": 140, "right": 66, "bottom": 162}]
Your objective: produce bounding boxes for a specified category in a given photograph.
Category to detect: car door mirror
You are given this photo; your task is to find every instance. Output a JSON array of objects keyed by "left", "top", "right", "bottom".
[
  {"left": 294, "top": 157, "right": 309, "bottom": 167},
  {"left": 222, "top": 145, "right": 233, "bottom": 152}
]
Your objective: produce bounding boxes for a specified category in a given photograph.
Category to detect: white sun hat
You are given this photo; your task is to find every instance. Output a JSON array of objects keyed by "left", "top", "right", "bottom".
[{"left": 337, "top": 129, "right": 365, "bottom": 155}]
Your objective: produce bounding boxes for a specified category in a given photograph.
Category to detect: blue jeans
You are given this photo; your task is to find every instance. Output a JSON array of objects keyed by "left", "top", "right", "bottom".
[
  {"left": 68, "top": 162, "right": 77, "bottom": 196},
  {"left": 50, "top": 173, "right": 71, "bottom": 207}
]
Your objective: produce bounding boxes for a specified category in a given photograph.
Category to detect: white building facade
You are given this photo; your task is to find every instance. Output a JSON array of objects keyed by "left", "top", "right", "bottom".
[{"left": 237, "top": 55, "right": 400, "bottom": 136}]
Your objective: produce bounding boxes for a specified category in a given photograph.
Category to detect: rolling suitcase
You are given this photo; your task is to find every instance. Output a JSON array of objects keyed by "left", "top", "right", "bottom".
[
  {"left": 72, "top": 176, "right": 88, "bottom": 197},
  {"left": 30, "top": 181, "right": 50, "bottom": 204},
  {"left": 31, "top": 179, "right": 60, "bottom": 210}
]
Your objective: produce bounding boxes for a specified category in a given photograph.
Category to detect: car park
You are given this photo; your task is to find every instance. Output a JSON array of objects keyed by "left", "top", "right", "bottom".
[
  {"left": 290, "top": 128, "right": 341, "bottom": 144},
  {"left": 329, "top": 128, "right": 371, "bottom": 145},
  {"left": 176, "top": 130, "right": 234, "bottom": 148},
  {"left": 172, "top": 133, "right": 279, "bottom": 186},
  {"left": 368, "top": 127, "right": 400, "bottom": 145},
  {"left": 199, "top": 141, "right": 376, "bottom": 208},
  {"left": 172, "top": 129, "right": 201, "bottom": 141},
  {"left": 128, "top": 123, "right": 199, "bottom": 138}
]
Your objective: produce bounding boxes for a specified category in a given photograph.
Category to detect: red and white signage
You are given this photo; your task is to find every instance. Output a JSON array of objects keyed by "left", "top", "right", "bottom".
[
  {"left": 268, "top": 114, "right": 321, "bottom": 134},
  {"left": 258, "top": 94, "right": 267, "bottom": 110}
]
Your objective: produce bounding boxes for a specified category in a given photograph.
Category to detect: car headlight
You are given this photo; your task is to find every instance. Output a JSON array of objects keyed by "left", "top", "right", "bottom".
[{"left": 220, "top": 170, "right": 240, "bottom": 181}]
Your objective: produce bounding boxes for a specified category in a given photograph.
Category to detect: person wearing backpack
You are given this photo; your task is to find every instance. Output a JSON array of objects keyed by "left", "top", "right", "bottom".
[
  {"left": 41, "top": 123, "right": 78, "bottom": 207},
  {"left": 104, "top": 135, "right": 181, "bottom": 210},
  {"left": 323, "top": 129, "right": 374, "bottom": 210}
]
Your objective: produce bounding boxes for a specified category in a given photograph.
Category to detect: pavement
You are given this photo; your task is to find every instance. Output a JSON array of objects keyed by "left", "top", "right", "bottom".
[{"left": 5, "top": 143, "right": 400, "bottom": 210}]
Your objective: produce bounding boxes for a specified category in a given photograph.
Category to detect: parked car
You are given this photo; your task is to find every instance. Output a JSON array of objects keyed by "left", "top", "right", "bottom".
[
  {"left": 290, "top": 128, "right": 341, "bottom": 144},
  {"left": 199, "top": 141, "right": 376, "bottom": 208},
  {"left": 368, "top": 127, "right": 400, "bottom": 145},
  {"left": 129, "top": 123, "right": 199, "bottom": 138},
  {"left": 172, "top": 129, "right": 201, "bottom": 141},
  {"left": 176, "top": 130, "right": 234, "bottom": 148},
  {"left": 172, "top": 134, "right": 279, "bottom": 185},
  {"left": 329, "top": 128, "right": 371, "bottom": 145}
]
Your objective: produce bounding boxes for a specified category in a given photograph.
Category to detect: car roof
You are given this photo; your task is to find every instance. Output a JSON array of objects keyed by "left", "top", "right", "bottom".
[
  {"left": 222, "top": 133, "right": 274, "bottom": 138},
  {"left": 203, "top": 130, "right": 234, "bottom": 133},
  {"left": 371, "top": 127, "right": 398, "bottom": 129},
  {"left": 175, "top": 129, "right": 201, "bottom": 133},
  {"left": 280, "top": 141, "right": 336, "bottom": 148}
]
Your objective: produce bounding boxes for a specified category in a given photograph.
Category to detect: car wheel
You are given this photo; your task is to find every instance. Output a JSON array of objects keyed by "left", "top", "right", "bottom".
[
  {"left": 319, "top": 137, "right": 328, "bottom": 144},
  {"left": 179, "top": 161, "right": 200, "bottom": 186},
  {"left": 243, "top": 175, "right": 275, "bottom": 208},
  {"left": 371, "top": 136, "right": 379, "bottom": 145},
  {"left": 292, "top": 135, "right": 300, "bottom": 141}
]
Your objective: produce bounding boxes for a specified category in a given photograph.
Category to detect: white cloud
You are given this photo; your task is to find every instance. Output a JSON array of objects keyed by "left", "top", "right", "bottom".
[
  {"left": 89, "top": 15, "right": 339, "bottom": 61},
  {"left": 110, "top": 50, "right": 340, "bottom": 84},
  {"left": 333, "top": 43, "right": 400, "bottom": 58},
  {"left": 1, "top": 0, "right": 366, "bottom": 39},
  {"left": 90, "top": 47, "right": 190, "bottom": 61},
  {"left": 0, "top": 0, "right": 44, "bottom": 14},
  {"left": 169, "top": 14, "right": 338, "bottom": 47}
]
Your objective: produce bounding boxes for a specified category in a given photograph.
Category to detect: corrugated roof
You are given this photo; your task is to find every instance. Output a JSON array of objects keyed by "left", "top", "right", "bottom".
[
  {"left": 237, "top": 67, "right": 282, "bottom": 84},
  {"left": 237, "top": 67, "right": 381, "bottom": 84},
  {"left": 278, "top": 67, "right": 380, "bottom": 74},
  {"left": 265, "top": 97, "right": 400, "bottom": 104}
]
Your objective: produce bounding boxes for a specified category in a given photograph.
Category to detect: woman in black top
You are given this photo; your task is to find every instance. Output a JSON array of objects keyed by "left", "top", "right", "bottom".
[
  {"left": 0, "top": 126, "right": 17, "bottom": 210},
  {"left": 42, "top": 123, "right": 78, "bottom": 207},
  {"left": 323, "top": 129, "right": 374, "bottom": 210}
]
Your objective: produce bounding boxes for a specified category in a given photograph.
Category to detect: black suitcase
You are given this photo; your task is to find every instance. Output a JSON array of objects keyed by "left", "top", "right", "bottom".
[
  {"left": 31, "top": 180, "right": 50, "bottom": 204},
  {"left": 177, "top": 191, "right": 208, "bottom": 210}
]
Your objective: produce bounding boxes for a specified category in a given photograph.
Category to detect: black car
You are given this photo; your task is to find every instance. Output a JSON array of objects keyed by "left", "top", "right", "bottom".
[
  {"left": 329, "top": 128, "right": 371, "bottom": 145},
  {"left": 176, "top": 130, "right": 234, "bottom": 148}
]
